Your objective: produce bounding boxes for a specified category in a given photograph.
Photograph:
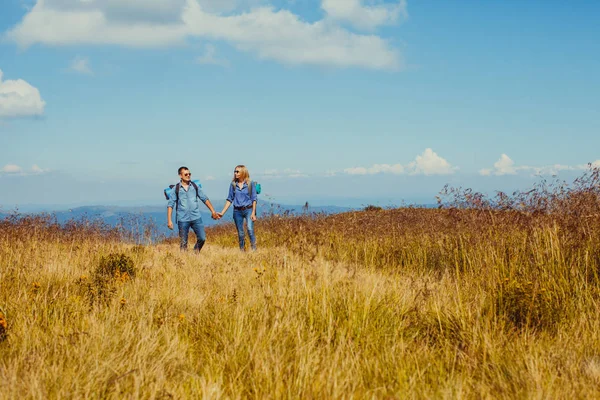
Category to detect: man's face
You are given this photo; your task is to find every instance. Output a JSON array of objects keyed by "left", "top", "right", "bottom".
[{"left": 180, "top": 169, "right": 191, "bottom": 182}]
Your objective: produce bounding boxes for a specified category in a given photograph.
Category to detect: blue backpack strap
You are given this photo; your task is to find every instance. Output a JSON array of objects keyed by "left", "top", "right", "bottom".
[
  {"left": 174, "top": 182, "right": 181, "bottom": 223},
  {"left": 190, "top": 181, "right": 200, "bottom": 199}
]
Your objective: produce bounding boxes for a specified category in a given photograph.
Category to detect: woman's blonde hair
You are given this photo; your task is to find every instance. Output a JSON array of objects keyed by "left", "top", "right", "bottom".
[{"left": 233, "top": 165, "right": 250, "bottom": 184}]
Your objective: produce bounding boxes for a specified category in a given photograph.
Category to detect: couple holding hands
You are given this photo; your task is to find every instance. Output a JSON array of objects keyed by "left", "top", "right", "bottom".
[{"left": 167, "top": 165, "right": 258, "bottom": 252}]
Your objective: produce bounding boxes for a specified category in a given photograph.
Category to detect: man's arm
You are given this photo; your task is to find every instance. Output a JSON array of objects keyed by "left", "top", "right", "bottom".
[
  {"left": 197, "top": 187, "right": 219, "bottom": 219},
  {"left": 167, "top": 207, "right": 174, "bottom": 230},
  {"left": 203, "top": 200, "right": 219, "bottom": 220},
  {"left": 167, "top": 187, "right": 177, "bottom": 230}
]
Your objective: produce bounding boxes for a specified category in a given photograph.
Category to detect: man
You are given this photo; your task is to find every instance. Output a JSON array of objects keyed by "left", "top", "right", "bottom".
[{"left": 167, "top": 166, "right": 220, "bottom": 252}]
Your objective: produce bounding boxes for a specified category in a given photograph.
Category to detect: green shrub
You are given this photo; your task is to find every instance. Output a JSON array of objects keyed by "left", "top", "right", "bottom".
[
  {"left": 95, "top": 252, "right": 136, "bottom": 280},
  {"left": 86, "top": 253, "right": 136, "bottom": 306}
]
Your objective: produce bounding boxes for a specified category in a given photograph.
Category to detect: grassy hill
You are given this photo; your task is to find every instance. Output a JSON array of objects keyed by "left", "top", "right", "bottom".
[
  {"left": 2, "top": 172, "right": 600, "bottom": 398},
  {"left": 0, "top": 202, "right": 352, "bottom": 239}
]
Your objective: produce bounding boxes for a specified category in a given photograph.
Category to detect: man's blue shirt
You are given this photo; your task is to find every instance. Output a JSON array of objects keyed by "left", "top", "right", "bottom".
[
  {"left": 227, "top": 181, "right": 257, "bottom": 208},
  {"left": 167, "top": 183, "right": 209, "bottom": 222}
]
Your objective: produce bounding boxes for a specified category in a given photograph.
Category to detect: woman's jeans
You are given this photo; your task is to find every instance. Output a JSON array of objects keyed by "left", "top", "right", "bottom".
[
  {"left": 233, "top": 208, "right": 256, "bottom": 251},
  {"left": 177, "top": 218, "right": 206, "bottom": 252}
]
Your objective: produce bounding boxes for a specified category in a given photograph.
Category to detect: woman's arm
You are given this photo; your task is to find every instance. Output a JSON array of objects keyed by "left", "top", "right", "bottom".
[
  {"left": 251, "top": 181, "right": 257, "bottom": 221},
  {"left": 251, "top": 200, "right": 257, "bottom": 221},
  {"left": 220, "top": 200, "right": 232, "bottom": 216},
  {"left": 219, "top": 183, "right": 235, "bottom": 216}
]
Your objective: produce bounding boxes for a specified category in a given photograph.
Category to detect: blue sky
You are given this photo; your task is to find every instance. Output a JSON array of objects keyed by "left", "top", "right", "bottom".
[{"left": 1, "top": 0, "right": 599, "bottom": 209}]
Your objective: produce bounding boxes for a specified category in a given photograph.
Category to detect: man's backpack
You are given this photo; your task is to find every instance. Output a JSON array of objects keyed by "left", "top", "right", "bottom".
[
  {"left": 164, "top": 180, "right": 202, "bottom": 222},
  {"left": 231, "top": 180, "right": 261, "bottom": 197}
]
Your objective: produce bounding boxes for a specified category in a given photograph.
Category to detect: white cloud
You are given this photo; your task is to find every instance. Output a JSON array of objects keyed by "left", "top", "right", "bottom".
[
  {"left": 530, "top": 164, "right": 577, "bottom": 175},
  {"left": 196, "top": 44, "right": 229, "bottom": 67},
  {"left": 344, "top": 167, "right": 368, "bottom": 175},
  {"left": 343, "top": 148, "right": 456, "bottom": 176},
  {"left": 68, "top": 56, "right": 93, "bottom": 75},
  {"left": 493, "top": 154, "right": 517, "bottom": 175},
  {"left": 344, "top": 163, "right": 404, "bottom": 175},
  {"left": 1, "top": 164, "right": 22, "bottom": 174},
  {"left": 257, "top": 168, "right": 307, "bottom": 179},
  {"left": 196, "top": 0, "right": 270, "bottom": 13},
  {"left": 1, "top": 164, "right": 49, "bottom": 175},
  {"left": 407, "top": 148, "right": 457, "bottom": 175},
  {"left": 31, "top": 164, "right": 47, "bottom": 173},
  {"left": 5, "top": 0, "right": 401, "bottom": 70},
  {"left": 283, "top": 168, "right": 308, "bottom": 178},
  {"left": 322, "top": 0, "right": 407, "bottom": 30},
  {"left": 480, "top": 154, "right": 600, "bottom": 176},
  {"left": 5, "top": 0, "right": 190, "bottom": 48},
  {"left": 374, "top": 163, "right": 405, "bottom": 174},
  {"left": 0, "top": 69, "right": 46, "bottom": 119},
  {"left": 479, "top": 154, "right": 525, "bottom": 176},
  {"left": 184, "top": 3, "right": 400, "bottom": 70},
  {"left": 262, "top": 169, "right": 279, "bottom": 176}
]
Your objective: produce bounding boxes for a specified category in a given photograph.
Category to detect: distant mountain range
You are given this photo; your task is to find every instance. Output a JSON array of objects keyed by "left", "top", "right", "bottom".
[{"left": 0, "top": 201, "right": 353, "bottom": 238}]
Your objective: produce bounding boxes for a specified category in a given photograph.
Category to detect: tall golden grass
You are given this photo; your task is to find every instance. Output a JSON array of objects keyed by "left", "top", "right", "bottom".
[{"left": 2, "top": 168, "right": 600, "bottom": 398}]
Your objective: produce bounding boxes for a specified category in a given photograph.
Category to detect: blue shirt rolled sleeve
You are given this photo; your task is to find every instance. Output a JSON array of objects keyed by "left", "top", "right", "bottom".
[
  {"left": 197, "top": 187, "right": 209, "bottom": 203},
  {"left": 167, "top": 188, "right": 177, "bottom": 209},
  {"left": 226, "top": 184, "right": 235, "bottom": 203}
]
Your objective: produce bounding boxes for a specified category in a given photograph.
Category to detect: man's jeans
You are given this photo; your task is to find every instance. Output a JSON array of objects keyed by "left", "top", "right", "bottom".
[
  {"left": 178, "top": 218, "right": 206, "bottom": 252},
  {"left": 233, "top": 208, "right": 256, "bottom": 251}
]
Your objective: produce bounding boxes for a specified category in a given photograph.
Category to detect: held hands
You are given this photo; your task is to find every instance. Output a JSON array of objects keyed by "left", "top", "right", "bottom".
[{"left": 211, "top": 210, "right": 256, "bottom": 220}]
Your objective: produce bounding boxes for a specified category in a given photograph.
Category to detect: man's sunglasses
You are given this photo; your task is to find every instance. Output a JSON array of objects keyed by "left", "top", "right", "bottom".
[{"left": 183, "top": 173, "right": 191, "bottom": 176}]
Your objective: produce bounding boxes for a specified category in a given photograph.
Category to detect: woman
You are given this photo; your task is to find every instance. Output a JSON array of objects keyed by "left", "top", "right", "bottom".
[{"left": 218, "top": 165, "right": 258, "bottom": 251}]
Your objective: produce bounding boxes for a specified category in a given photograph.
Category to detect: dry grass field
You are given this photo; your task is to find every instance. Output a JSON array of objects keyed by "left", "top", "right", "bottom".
[{"left": 2, "top": 169, "right": 600, "bottom": 399}]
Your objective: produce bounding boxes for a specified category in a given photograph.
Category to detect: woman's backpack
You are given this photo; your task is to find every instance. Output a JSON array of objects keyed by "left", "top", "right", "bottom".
[{"left": 231, "top": 181, "right": 261, "bottom": 196}]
